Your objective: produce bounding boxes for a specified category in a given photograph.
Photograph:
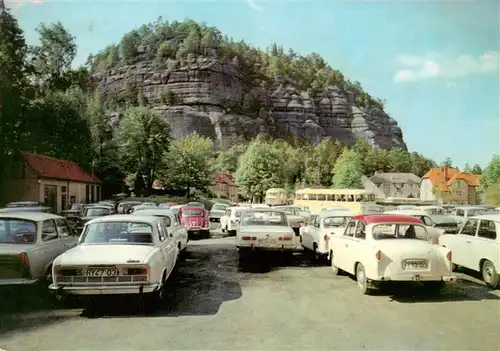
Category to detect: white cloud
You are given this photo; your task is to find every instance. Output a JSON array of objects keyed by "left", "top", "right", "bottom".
[
  {"left": 5, "top": 0, "right": 44, "bottom": 10},
  {"left": 393, "top": 51, "right": 500, "bottom": 83},
  {"left": 246, "top": 0, "right": 264, "bottom": 12}
]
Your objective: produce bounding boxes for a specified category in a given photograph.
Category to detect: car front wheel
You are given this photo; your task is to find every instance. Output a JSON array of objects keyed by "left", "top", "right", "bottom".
[
  {"left": 482, "top": 260, "right": 499, "bottom": 288},
  {"left": 356, "top": 263, "right": 373, "bottom": 295}
]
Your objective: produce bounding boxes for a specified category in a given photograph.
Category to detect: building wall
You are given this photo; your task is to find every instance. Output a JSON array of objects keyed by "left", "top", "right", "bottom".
[
  {"left": 420, "top": 179, "right": 437, "bottom": 201},
  {"left": 5, "top": 162, "right": 39, "bottom": 204}
]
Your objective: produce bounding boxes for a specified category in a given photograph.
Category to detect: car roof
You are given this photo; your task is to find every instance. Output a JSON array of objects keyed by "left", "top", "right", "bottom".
[
  {"left": 353, "top": 214, "right": 423, "bottom": 225},
  {"left": 86, "top": 214, "right": 160, "bottom": 225},
  {"left": 469, "top": 214, "right": 500, "bottom": 222},
  {"left": 131, "top": 209, "right": 174, "bottom": 217},
  {"left": 0, "top": 212, "right": 62, "bottom": 221},
  {"left": 318, "top": 210, "right": 355, "bottom": 217},
  {"left": 454, "top": 206, "right": 484, "bottom": 210}
]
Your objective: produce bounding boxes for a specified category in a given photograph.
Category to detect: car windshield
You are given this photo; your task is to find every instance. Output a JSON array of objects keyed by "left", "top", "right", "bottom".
[
  {"left": 85, "top": 208, "right": 110, "bottom": 216},
  {"left": 240, "top": 211, "right": 287, "bottom": 226},
  {"left": 212, "top": 204, "right": 227, "bottom": 211},
  {"left": 183, "top": 210, "right": 203, "bottom": 217},
  {"left": 323, "top": 216, "right": 351, "bottom": 228},
  {"left": 372, "top": 224, "right": 429, "bottom": 241},
  {"left": 275, "top": 207, "right": 298, "bottom": 215},
  {"left": 0, "top": 219, "right": 37, "bottom": 244},
  {"left": 81, "top": 221, "right": 154, "bottom": 244}
]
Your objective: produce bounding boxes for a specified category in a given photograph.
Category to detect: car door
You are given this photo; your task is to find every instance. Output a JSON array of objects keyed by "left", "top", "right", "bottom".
[
  {"left": 159, "top": 219, "right": 177, "bottom": 272},
  {"left": 473, "top": 220, "right": 498, "bottom": 272},
  {"left": 335, "top": 220, "right": 357, "bottom": 273},
  {"left": 301, "top": 214, "right": 316, "bottom": 249},
  {"left": 175, "top": 214, "right": 188, "bottom": 247},
  {"left": 344, "top": 221, "right": 366, "bottom": 274},
  {"left": 55, "top": 218, "right": 78, "bottom": 251},
  {"left": 453, "top": 219, "right": 479, "bottom": 269},
  {"left": 36, "top": 219, "right": 66, "bottom": 277}
]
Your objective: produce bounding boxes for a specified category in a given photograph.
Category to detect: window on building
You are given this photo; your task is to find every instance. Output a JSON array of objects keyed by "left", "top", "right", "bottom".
[{"left": 85, "top": 185, "right": 90, "bottom": 203}]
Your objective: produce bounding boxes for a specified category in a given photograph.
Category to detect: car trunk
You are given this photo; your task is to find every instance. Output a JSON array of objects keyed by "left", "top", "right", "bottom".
[
  {"left": 0, "top": 246, "right": 32, "bottom": 280},
  {"left": 376, "top": 240, "right": 442, "bottom": 273}
]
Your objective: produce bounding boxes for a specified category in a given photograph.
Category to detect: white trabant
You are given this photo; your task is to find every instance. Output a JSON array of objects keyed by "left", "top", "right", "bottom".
[
  {"left": 131, "top": 208, "right": 188, "bottom": 253},
  {"left": 301, "top": 210, "right": 354, "bottom": 261},
  {"left": 439, "top": 214, "right": 500, "bottom": 288},
  {"left": 220, "top": 206, "right": 247, "bottom": 236},
  {"left": 49, "top": 215, "right": 178, "bottom": 306},
  {"left": 0, "top": 212, "right": 78, "bottom": 286},
  {"left": 236, "top": 209, "right": 296, "bottom": 259},
  {"left": 329, "top": 214, "right": 456, "bottom": 295}
]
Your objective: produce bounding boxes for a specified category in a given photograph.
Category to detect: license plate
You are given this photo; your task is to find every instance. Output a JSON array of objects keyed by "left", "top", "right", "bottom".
[
  {"left": 84, "top": 267, "right": 118, "bottom": 277},
  {"left": 258, "top": 238, "right": 277, "bottom": 246},
  {"left": 404, "top": 260, "right": 428, "bottom": 269}
]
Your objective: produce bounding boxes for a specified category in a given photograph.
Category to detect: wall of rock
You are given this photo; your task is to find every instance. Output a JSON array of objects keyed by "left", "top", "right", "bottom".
[{"left": 94, "top": 57, "right": 407, "bottom": 149}]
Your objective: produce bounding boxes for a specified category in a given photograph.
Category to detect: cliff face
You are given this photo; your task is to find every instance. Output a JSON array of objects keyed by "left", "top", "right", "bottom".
[{"left": 95, "top": 57, "right": 406, "bottom": 149}]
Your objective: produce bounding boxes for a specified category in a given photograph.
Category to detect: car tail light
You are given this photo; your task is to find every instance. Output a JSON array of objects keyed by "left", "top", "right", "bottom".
[
  {"left": 19, "top": 252, "right": 31, "bottom": 278},
  {"left": 204, "top": 220, "right": 208, "bottom": 227},
  {"left": 375, "top": 250, "right": 381, "bottom": 261},
  {"left": 279, "top": 236, "right": 293, "bottom": 241},
  {"left": 242, "top": 236, "right": 254, "bottom": 240},
  {"left": 323, "top": 234, "right": 329, "bottom": 241},
  {"left": 446, "top": 251, "right": 452, "bottom": 261}
]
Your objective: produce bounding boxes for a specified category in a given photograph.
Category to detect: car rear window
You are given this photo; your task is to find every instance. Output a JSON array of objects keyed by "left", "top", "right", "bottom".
[
  {"left": 182, "top": 210, "right": 203, "bottom": 216},
  {"left": 372, "top": 224, "right": 428, "bottom": 241},
  {"left": 0, "top": 219, "right": 37, "bottom": 244}
]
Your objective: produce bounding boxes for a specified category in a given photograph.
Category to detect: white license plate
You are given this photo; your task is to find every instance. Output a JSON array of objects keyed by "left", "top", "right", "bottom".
[
  {"left": 84, "top": 267, "right": 118, "bottom": 277},
  {"left": 404, "top": 261, "right": 428, "bottom": 269},
  {"left": 258, "top": 238, "right": 277, "bottom": 246}
]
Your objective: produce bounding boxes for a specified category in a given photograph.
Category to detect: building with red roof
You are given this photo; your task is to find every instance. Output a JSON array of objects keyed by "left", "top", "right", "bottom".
[
  {"left": 420, "top": 164, "right": 479, "bottom": 205},
  {"left": 5, "top": 151, "right": 101, "bottom": 213},
  {"left": 210, "top": 172, "right": 239, "bottom": 203}
]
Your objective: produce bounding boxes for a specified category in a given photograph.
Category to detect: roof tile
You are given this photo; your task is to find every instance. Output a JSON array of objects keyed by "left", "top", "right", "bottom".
[{"left": 21, "top": 152, "right": 100, "bottom": 184}]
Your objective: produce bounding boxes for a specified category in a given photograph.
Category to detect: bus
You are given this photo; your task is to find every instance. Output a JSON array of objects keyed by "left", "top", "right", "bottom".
[
  {"left": 293, "top": 188, "right": 378, "bottom": 214},
  {"left": 265, "top": 188, "right": 288, "bottom": 206}
]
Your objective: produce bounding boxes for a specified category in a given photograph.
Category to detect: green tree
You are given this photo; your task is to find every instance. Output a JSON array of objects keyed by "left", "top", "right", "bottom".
[
  {"left": 483, "top": 179, "right": 500, "bottom": 206},
  {"left": 30, "top": 22, "right": 77, "bottom": 88},
  {"left": 214, "top": 144, "right": 248, "bottom": 173},
  {"left": 119, "top": 30, "right": 140, "bottom": 61},
  {"left": 0, "top": 0, "right": 31, "bottom": 203},
  {"left": 159, "top": 133, "right": 214, "bottom": 197},
  {"left": 479, "top": 154, "right": 500, "bottom": 196},
  {"left": 442, "top": 157, "right": 453, "bottom": 167},
  {"left": 472, "top": 164, "right": 483, "bottom": 175},
  {"left": 388, "top": 148, "right": 412, "bottom": 172},
  {"left": 331, "top": 149, "right": 363, "bottom": 189},
  {"left": 304, "top": 138, "right": 343, "bottom": 186},
  {"left": 235, "top": 139, "right": 284, "bottom": 201},
  {"left": 117, "top": 106, "right": 171, "bottom": 195}
]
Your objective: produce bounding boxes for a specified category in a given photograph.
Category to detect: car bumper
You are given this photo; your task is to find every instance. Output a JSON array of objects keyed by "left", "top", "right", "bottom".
[
  {"left": 368, "top": 275, "right": 457, "bottom": 283},
  {"left": 237, "top": 244, "right": 298, "bottom": 252},
  {"left": 0, "top": 278, "right": 39, "bottom": 286},
  {"left": 48, "top": 283, "right": 160, "bottom": 295}
]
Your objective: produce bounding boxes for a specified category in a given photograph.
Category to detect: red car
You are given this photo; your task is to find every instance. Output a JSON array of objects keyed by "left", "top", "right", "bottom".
[{"left": 179, "top": 206, "right": 210, "bottom": 239}]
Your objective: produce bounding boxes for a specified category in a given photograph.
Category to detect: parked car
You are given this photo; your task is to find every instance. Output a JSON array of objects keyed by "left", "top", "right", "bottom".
[
  {"left": 449, "top": 206, "right": 486, "bottom": 225},
  {"left": 76, "top": 206, "right": 112, "bottom": 233},
  {"left": 169, "top": 204, "right": 184, "bottom": 217},
  {"left": 300, "top": 209, "right": 355, "bottom": 261},
  {"left": 117, "top": 201, "right": 142, "bottom": 214},
  {"left": 236, "top": 209, "right": 297, "bottom": 261},
  {"left": 6, "top": 201, "right": 44, "bottom": 208},
  {"left": 179, "top": 206, "right": 210, "bottom": 239},
  {"left": 220, "top": 206, "right": 247, "bottom": 236},
  {"left": 273, "top": 206, "right": 308, "bottom": 236},
  {"left": 49, "top": 215, "right": 178, "bottom": 310},
  {"left": 0, "top": 212, "right": 78, "bottom": 286},
  {"left": 439, "top": 214, "right": 500, "bottom": 288},
  {"left": 329, "top": 214, "right": 456, "bottom": 295},
  {"left": 62, "top": 203, "right": 85, "bottom": 218},
  {"left": 209, "top": 203, "right": 229, "bottom": 224},
  {"left": 131, "top": 208, "right": 188, "bottom": 254},
  {"left": 0, "top": 206, "right": 52, "bottom": 213},
  {"left": 384, "top": 209, "right": 445, "bottom": 244}
]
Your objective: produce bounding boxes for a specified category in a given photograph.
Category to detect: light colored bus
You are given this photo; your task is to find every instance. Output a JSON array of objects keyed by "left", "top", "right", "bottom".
[
  {"left": 265, "top": 188, "right": 288, "bottom": 206},
  {"left": 293, "top": 188, "right": 377, "bottom": 214}
]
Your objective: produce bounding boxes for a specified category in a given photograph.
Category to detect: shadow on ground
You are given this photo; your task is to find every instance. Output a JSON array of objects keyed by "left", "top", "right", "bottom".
[
  {"left": 80, "top": 245, "right": 243, "bottom": 318},
  {"left": 236, "top": 249, "right": 316, "bottom": 274},
  {"left": 0, "top": 285, "right": 76, "bottom": 334}
]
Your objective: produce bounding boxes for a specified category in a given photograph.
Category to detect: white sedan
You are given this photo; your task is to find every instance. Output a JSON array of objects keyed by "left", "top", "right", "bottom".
[
  {"left": 329, "top": 214, "right": 456, "bottom": 295},
  {"left": 236, "top": 209, "right": 296, "bottom": 261},
  {"left": 49, "top": 215, "right": 178, "bottom": 309}
]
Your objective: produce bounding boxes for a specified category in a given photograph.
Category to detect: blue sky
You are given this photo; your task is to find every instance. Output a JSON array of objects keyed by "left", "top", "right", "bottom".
[{"left": 9, "top": 0, "right": 500, "bottom": 168}]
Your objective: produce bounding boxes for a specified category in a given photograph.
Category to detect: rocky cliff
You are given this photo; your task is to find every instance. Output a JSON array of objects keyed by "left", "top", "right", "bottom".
[{"left": 95, "top": 57, "right": 406, "bottom": 149}]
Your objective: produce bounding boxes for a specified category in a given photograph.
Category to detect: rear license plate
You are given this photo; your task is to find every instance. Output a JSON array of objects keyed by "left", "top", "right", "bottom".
[
  {"left": 404, "top": 260, "right": 428, "bottom": 269},
  {"left": 258, "top": 238, "right": 277, "bottom": 246},
  {"left": 84, "top": 267, "right": 118, "bottom": 277}
]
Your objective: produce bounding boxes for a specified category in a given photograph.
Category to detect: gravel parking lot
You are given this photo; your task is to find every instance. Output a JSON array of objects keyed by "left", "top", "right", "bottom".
[{"left": 1, "top": 232, "right": 499, "bottom": 351}]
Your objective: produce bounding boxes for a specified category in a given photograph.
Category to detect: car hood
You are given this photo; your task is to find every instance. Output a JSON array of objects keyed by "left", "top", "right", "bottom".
[{"left": 55, "top": 245, "right": 156, "bottom": 266}]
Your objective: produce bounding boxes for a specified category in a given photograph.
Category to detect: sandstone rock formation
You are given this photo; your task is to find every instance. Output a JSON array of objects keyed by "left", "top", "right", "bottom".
[{"left": 95, "top": 57, "right": 406, "bottom": 149}]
